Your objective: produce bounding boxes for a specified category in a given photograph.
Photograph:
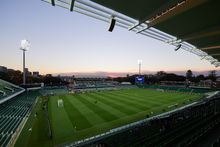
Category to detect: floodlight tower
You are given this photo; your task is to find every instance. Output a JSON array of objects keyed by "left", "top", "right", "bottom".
[
  {"left": 20, "top": 39, "right": 30, "bottom": 85},
  {"left": 138, "top": 59, "right": 142, "bottom": 76}
]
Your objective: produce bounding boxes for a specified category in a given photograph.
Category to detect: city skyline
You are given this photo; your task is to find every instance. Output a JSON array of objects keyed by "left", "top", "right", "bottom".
[{"left": 0, "top": 0, "right": 219, "bottom": 76}]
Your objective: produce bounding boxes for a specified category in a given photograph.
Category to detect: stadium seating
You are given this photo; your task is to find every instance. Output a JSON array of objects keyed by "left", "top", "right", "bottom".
[
  {"left": 74, "top": 79, "right": 115, "bottom": 89},
  {"left": 0, "top": 90, "right": 40, "bottom": 147},
  {"left": 40, "top": 87, "right": 68, "bottom": 95},
  {"left": 0, "top": 79, "right": 25, "bottom": 103}
]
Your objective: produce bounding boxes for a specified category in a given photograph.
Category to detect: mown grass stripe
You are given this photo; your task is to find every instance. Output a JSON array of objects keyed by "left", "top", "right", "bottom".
[
  {"left": 118, "top": 89, "right": 200, "bottom": 100},
  {"left": 75, "top": 94, "right": 119, "bottom": 121},
  {"left": 113, "top": 92, "right": 177, "bottom": 105},
  {"left": 113, "top": 89, "right": 201, "bottom": 109},
  {"left": 87, "top": 93, "right": 136, "bottom": 115},
  {"left": 66, "top": 95, "right": 105, "bottom": 126},
  {"left": 49, "top": 96, "right": 74, "bottom": 143},
  {"left": 96, "top": 92, "right": 151, "bottom": 111},
  {"left": 113, "top": 89, "right": 196, "bottom": 103},
  {"left": 83, "top": 93, "right": 126, "bottom": 117},
  {"left": 60, "top": 95, "right": 92, "bottom": 130},
  {"left": 106, "top": 91, "right": 162, "bottom": 107}
]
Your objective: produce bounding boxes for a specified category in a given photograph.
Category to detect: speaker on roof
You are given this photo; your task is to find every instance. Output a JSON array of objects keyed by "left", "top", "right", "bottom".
[
  {"left": 70, "top": 0, "right": 75, "bottom": 12},
  {"left": 108, "top": 16, "right": 116, "bottom": 32},
  {"left": 51, "top": 0, "right": 55, "bottom": 6}
]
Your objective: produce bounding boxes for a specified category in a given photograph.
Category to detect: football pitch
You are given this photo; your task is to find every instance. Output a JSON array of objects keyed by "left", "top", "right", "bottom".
[{"left": 15, "top": 88, "right": 202, "bottom": 146}]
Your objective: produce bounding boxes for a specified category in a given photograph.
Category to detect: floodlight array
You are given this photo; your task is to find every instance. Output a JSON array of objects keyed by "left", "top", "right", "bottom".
[{"left": 42, "top": 0, "right": 220, "bottom": 67}]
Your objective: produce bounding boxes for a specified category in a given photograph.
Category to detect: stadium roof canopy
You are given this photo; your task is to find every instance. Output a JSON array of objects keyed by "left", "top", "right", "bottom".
[{"left": 43, "top": 0, "right": 220, "bottom": 67}]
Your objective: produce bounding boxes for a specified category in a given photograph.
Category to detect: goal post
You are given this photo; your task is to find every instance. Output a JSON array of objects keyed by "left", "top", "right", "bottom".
[{"left": 57, "top": 99, "right": 64, "bottom": 108}]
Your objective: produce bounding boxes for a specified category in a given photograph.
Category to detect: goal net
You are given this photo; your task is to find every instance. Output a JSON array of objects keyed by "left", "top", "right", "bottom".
[{"left": 57, "top": 99, "right": 64, "bottom": 108}]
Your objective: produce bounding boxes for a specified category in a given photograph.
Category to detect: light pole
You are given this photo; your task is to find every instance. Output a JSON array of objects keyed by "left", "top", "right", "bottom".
[
  {"left": 138, "top": 59, "right": 142, "bottom": 76},
  {"left": 20, "top": 39, "right": 30, "bottom": 85}
]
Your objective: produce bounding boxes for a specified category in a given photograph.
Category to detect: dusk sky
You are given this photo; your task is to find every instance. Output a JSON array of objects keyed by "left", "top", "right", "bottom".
[{"left": 0, "top": 0, "right": 219, "bottom": 76}]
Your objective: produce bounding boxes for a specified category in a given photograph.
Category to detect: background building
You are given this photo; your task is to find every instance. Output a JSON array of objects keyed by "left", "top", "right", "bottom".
[
  {"left": 33, "top": 71, "right": 40, "bottom": 77},
  {"left": 0, "top": 66, "right": 8, "bottom": 73}
]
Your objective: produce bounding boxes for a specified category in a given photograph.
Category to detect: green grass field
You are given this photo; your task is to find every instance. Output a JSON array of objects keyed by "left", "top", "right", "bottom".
[{"left": 15, "top": 88, "right": 202, "bottom": 146}]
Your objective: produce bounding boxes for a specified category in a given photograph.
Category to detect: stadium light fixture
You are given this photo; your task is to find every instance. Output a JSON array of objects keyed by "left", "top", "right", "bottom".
[
  {"left": 138, "top": 59, "right": 142, "bottom": 64},
  {"left": 20, "top": 39, "right": 30, "bottom": 85},
  {"left": 20, "top": 39, "right": 30, "bottom": 51}
]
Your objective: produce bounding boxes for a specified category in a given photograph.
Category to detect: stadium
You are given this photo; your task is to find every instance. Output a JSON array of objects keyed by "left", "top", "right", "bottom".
[{"left": 1, "top": 0, "right": 220, "bottom": 147}]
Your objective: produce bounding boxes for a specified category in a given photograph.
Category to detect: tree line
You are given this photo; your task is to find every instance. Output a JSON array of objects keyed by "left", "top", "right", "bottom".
[
  {"left": 111, "top": 70, "right": 218, "bottom": 84},
  {"left": 0, "top": 69, "right": 218, "bottom": 86},
  {"left": 0, "top": 70, "right": 66, "bottom": 86}
]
